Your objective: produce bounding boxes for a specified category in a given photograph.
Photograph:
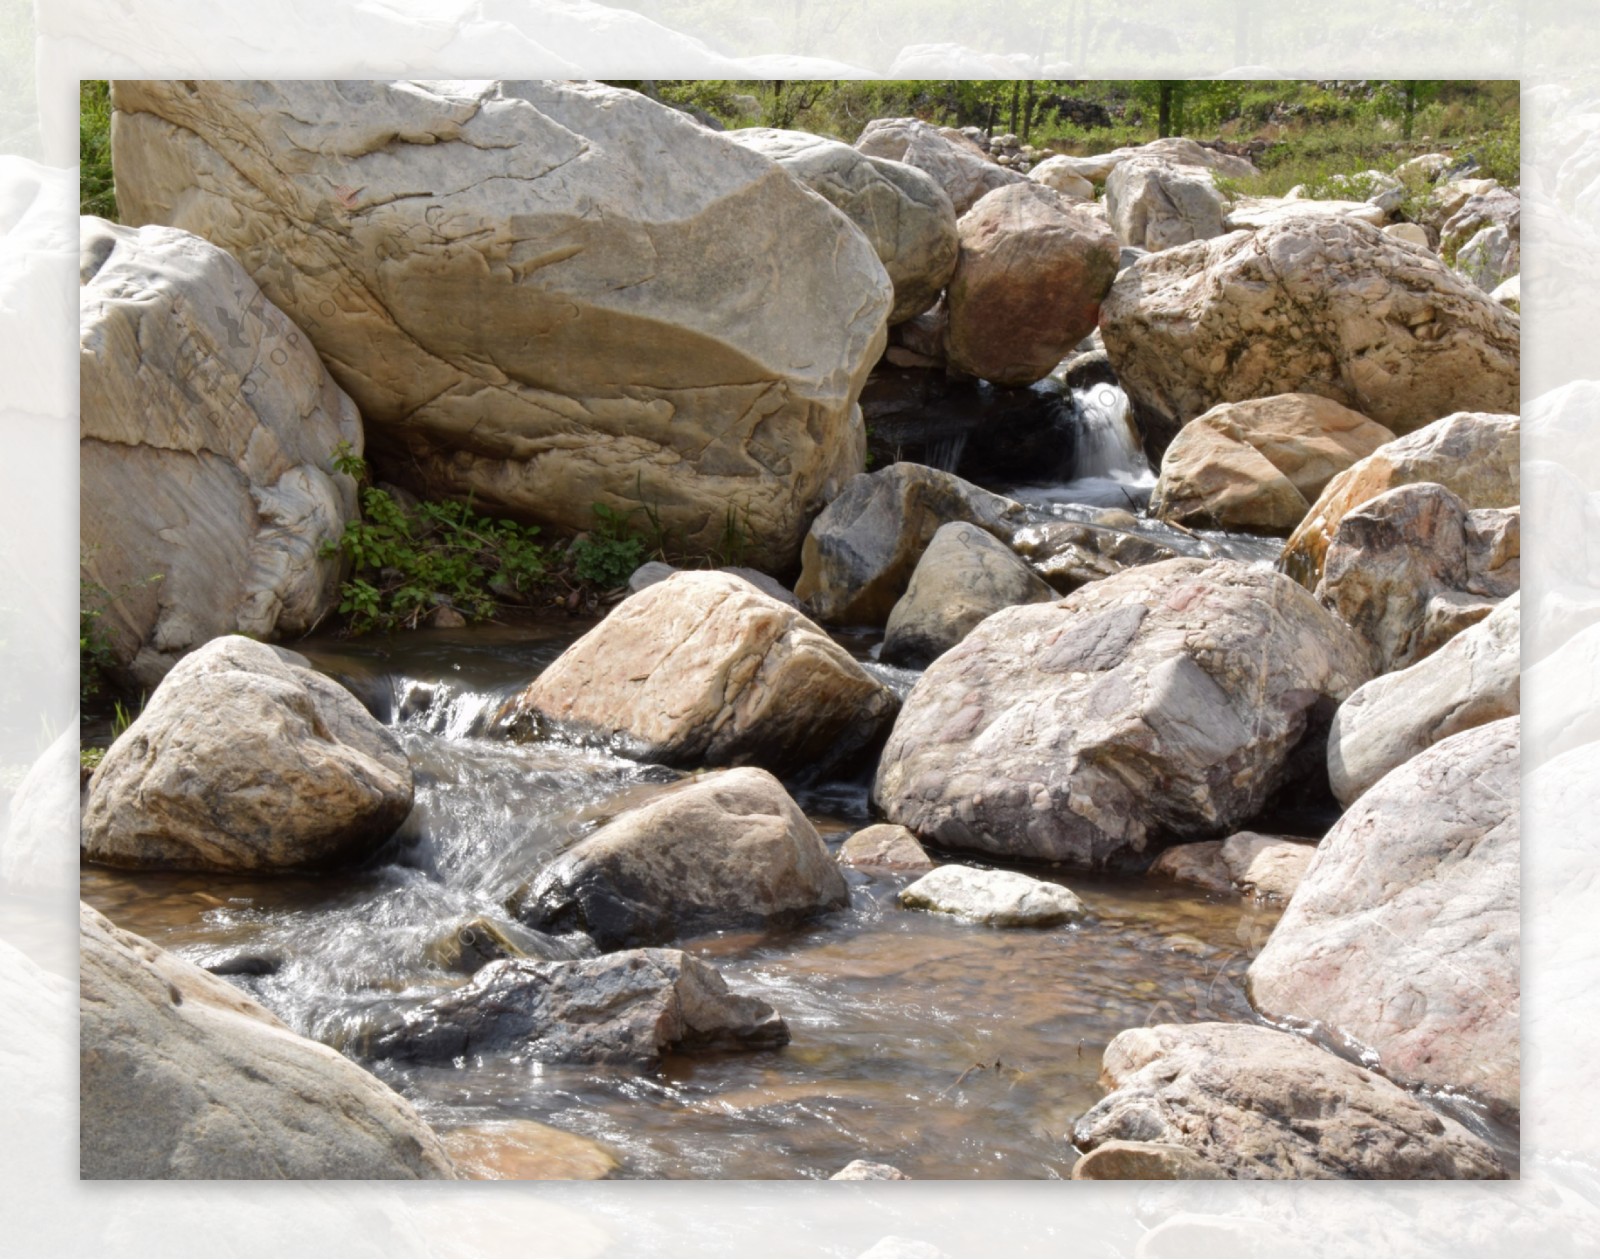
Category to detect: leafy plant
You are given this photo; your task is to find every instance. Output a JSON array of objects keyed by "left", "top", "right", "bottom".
[
  {"left": 80, "top": 79, "right": 116, "bottom": 220},
  {"left": 571, "top": 503, "right": 646, "bottom": 588},
  {"left": 80, "top": 565, "right": 162, "bottom": 706}
]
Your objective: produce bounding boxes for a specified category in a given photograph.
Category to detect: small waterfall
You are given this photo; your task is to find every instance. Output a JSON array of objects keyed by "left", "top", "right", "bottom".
[
  {"left": 922, "top": 430, "right": 970, "bottom": 474},
  {"left": 1070, "top": 382, "right": 1151, "bottom": 481}
]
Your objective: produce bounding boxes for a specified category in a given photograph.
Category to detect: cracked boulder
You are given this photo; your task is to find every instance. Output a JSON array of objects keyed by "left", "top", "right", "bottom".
[
  {"left": 1315, "top": 484, "right": 1518, "bottom": 673},
  {"left": 81, "top": 636, "right": 413, "bottom": 872},
  {"left": 516, "top": 767, "right": 848, "bottom": 949},
  {"left": 1149, "top": 394, "right": 1395, "bottom": 534},
  {"left": 1282, "top": 410, "right": 1520, "bottom": 588},
  {"left": 1100, "top": 217, "right": 1520, "bottom": 445},
  {"left": 1248, "top": 718, "right": 1520, "bottom": 1118},
  {"left": 366, "top": 948, "right": 788, "bottom": 1065},
  {"left": 497, "top": 571, "right": 896, "bottom": 775},
  {"left": 881, "top": 520, "right": 1055, "bottom": 668},
  {"left": 943, "top": 182, "right": 1120, "bottom": 386},
  {"left": 1105, "top": 157, "right": 1228, "bottom": 252},
  {"left": 872, "top": 558, "right": 1371, "bottom": 866},
  {"left": 81, "top": 903, "right": 456, "bottom": 1179},
  {"left": 1441, "top": 187, "right": 1520, "bottom": 291},
  {"left": 794, "top": 462, "right": 1026, "bottom": 626},
  {"left": 109, "top": 79, "right": 891, "bottom": 572},
  {"left": 1071, "top": 1022, "right": 1505, "bottom": 1179},
  {"left": 854, "top": 116, "right": 1026, "bottom": 215},
  {"left": 1328, "top": 592, "right": 1519, "bottom": 805},
  {"left": 727, "top": 128, "right": 958, "bottom": 325},
  {"left": 79, "top": 216, "right": 360, "bottom": 689}
]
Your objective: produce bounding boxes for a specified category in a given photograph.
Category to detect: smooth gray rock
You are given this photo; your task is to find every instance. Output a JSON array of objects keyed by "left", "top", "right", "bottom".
[
  {"left": 854, "top": 116, "right": 1026, "bottom": 215},
  {"left": 1072, "top": 1022, "right": 1505, "bottom": 1179},
  {"left": 79, "top": 217, "right": 360, "bottom": 688},
  {"left": 881, "top": 521, "right": 1054, "bottom": 667},
  {"left": 519, "top": 768, "right": 848, "bottom": 949},
  {"left": 874, "top": 559, "right": 1371, "bottom": 866},
  {"left": 1249, "top": 717, "right": 1520, "bottom": 1117},
  {"left": 1329, "top": 592, "right": 1520, "bottom": 805},
  {"left": 367, "top": 949, "right": 788, "bottom": 1066},
  {"left": 80, "top": 903, "right": 456, "bottom": 1179},
  {"left": 81, "top": 636, "right": 413, "bottom": 872},
  {"left": 898, "top": 865, "right": 1087, "bottom": 927}
]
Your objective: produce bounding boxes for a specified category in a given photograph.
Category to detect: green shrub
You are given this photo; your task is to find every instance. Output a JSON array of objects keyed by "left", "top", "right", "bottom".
[
  {"left": 571, "top": 503, "right": 646, "bottom": 588},
  {"left": 80, "top": 79, "right": 116, "bottom": 220}
]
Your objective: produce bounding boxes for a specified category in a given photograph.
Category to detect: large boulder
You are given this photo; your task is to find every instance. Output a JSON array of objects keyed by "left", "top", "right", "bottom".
[
  {"left": 881, "top": 521, "right": 1055, "bottom": 667},
  {"left": 1047, "top": 139, "right": 1259, "bottom": 187},
  {"left": 516, "top": 767, "right": 848, "bottom": 948},
  {"left": 1149, "top": 394, "right": 1395, "bottom": 534},
  {"left": 942, "top": 182, "right": 1119, "bottom": 386},
  {"left": 1027, "top": 156, "right": 1094, "bottom": 201},
  {"left": 1281, "top": 410, "right": 1520, "bottom": 588},
  {"left": 726, "top": 128, "right": 958, "bottom": 325},
  {"left": 854, "top": 116, "right": 1027, "bottom": 215},
  {"left": 81, "top": 903, "right": 456, "bottom": 1179},
  {"left": 1099, "top": 218, "right": 1521, "bottom": 446},
  {"left": 1248, "top": 718, "right": 1520, "bottom": 1118},
  {"left": 1441, "top": 187, "right": 1520, "bottom": 291},
  {"left": 81, "top": 636, "right": 413, "bottom": 872},
  {"left": 497, "top": 571, "right": 896, "bottom": 774},
  {"left": 1105, "top": 157, "right": 1227, "bottom": 252},
  {"left": 1222, "top": 196, "right": 1390, "bottom": 232},
  {"left": 110, "top": 79, "right": 892, "bottom": 573},
  {"left": 79, "top": 217, "right": 359, "bottom": 689},
  {"left": 794, "top": 462, "right": 1025, "bottom": 626},
  {"left": 1071, "top": 1022, "right": 1505, "bottom": 1179},
  {"left": 1328, "top": 592, "right": 1519, "bottom": 806},
  {"left": 1315, "top": 484, "right": 1518, "bottom": 673},
  {"left": 873, "top": 559, "right": 1372, "bottom": 866},
  {"left": 367, "top": 949, "right": 788, "bottom": 1065}
]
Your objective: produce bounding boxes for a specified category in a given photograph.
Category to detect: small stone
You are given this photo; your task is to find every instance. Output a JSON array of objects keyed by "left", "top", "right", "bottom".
[
  {"left": 831, "top": 1159, "right": 912, "bottom": 1180},
  {"left": 1070, "top": 1139, "right": 1226, "bottom": 1180},
  {"left": 1147, "top": 842, "right": 1234, "bottom": 895},
  {"left": 838, "top": 824, "right": 935, "bottom": 872},
  {"left": 898, "top": 865, "right": 1087, "bottom": 927}
]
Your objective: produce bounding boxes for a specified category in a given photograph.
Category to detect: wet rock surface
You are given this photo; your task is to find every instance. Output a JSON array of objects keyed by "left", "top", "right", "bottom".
[{"left": 898, "top": 865, "right": 1088, "bottom": 927}]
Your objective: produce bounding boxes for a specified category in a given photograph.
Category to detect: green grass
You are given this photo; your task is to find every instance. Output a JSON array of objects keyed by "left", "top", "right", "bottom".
[{"left": 80, "top": 79, "right": 116, "bottom": 220}]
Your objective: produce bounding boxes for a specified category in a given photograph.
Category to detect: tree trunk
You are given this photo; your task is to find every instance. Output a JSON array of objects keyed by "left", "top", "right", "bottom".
[
  {"left": 1023, "top": 81, "right": 1035, "bottom": 142},
  {"left": 1158, "top": 82, "right": 1173, "bottom": 138},
  {"left": 1403, "top": 81, "right": 1417, "bottom": 141},
  {"left": 1009, "top": 81, "right": 1020, "bottom": 135}
]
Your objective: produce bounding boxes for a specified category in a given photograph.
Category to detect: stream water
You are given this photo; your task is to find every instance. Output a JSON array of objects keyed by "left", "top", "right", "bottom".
[{"left": 78, "top": 384, "right": 1502, "bottom": 1178}]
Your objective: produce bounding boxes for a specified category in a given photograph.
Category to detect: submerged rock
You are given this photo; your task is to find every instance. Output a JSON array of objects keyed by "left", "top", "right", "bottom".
[
  {"left": 1328, "top": 592, "right": 1519, "bottom": 806},
  {"left": 1007, "top": 520, "right": 1180, "bottom": 594},
  {"left": 1072, "top": 1022, "right": 1505, "bottom": 1179},
  {"left": 881, "top": 521, "right": 1055, "bottom": 668},
  {"left": 838, "top": 823, "right": 936, "bottom": 872},
  {"left": 518, "top": 768, "right": 848, "bottom": 949},
  {"left": 500, "top": 572, "right": 896, "bottom": 776},
  {"left": 79, "top": 217, "right": 360, "bottom": 688},
  {"left": 854, "top": 117, "right": 1026, "bottom": 215},
  {"left": 1070, "top": 1139, "right": 1227, "bottom": 1180},
  {"left": 1248, "top": 718, "right": 1520, "bottom": 1118},
  {"left": 111, "top": 79, "right": 890, "bottom": 572},
  {"left": 943, "top": 182, "right": 1119, "bottom": 386},
  {"left": 898, "top": 865, "right": 1087, "bottom": 927},
  {"left": 874, "top": 559, "right": 1371, "bottom": 866},
  {"left": 367, "top": 949, "right": 788, "bottom": 1066},
  {"left": 439, "top": 1119, "right": 618, "bottom": 1181},
  {"left": 1282, "top": 410, "right": 1520, "bottom": 589},
  {"left": 1315, "top": 484, "right": 1517, "bottom": 673},
  {"left": 794, "top": 463, "right": 1025, "bottom": 627},
  {"left": 728, "top": 127, "right": 958, "bottom": 325},
  {"left": 81, "top": 636, "right": 413, "bottom": 872},
  {"left": 1149, "top": 394, "right": 1394, "bottom": 534},
  {"left": 80, "top": 903, "right": 456, "bottom": 1179},
  {"left": 1100, "top": 218, "right": 1520, "bottom": 443}
]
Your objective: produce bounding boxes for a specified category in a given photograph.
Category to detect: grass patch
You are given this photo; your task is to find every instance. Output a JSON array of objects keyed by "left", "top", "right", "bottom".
[{"left": 80, "top": 79, "right": 116, "bottom": 220}]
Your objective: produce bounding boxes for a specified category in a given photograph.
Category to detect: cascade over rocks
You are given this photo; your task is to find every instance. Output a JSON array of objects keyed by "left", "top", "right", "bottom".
[
  {"left": 518, "top": 767, "right": 848, "bottom": 949},
  {"left": 79, "top": 217, "right": 360, "bottom": 688},
  {"left": 367, "top": 949, "right": 788, "bottom": 1066},
  {"left": 1282, "top": 410, "right": 1521, "bottom": 588},
  {"left": 81, "top": 636, "right": 413, "bottom": 872},
  {"left": 943, "top": 182, "right": 1120, "bottom": 386},
  {"left": 854, "top": 117, "right": 1027, "bottom": 215},
  {"left": 1328, "top": 592, "right": 1519, "bottom": 805},
  {"left": 1150, "top": 394, "right": 1395, "bottom": 534},
  {"left": 81, "top": 904, "right": 456, "bottom": 1179},
  {"left": 1071, "top": 1022, "right": 1506, "bottom": 1179},
  {"left": 1100, "top": 218, "right": 1520, "bottom": 444},
  {"left": 110, "top": 79, "right": 893, "bottom": 572},
  {"left": 1249, "top": 718, "right": 1520, "bottom": 1118},
  {"left": 794, "top": 462, "right": 1026, "bottom": 627},
  {"left": 727, "top": 128, "right": 958, "bottom": 324},
  {"left": 881, "top": 521, "right": 1056, "bottom": 668},
  {"left": 499, "top": 572, "right": 897, "bottom": 775},
  {"left": 873, "top": 559, "right": 1371, "bottom": 866},
  {"left": 1315, "top": 484, "right": 1518, "bottom": 673}
]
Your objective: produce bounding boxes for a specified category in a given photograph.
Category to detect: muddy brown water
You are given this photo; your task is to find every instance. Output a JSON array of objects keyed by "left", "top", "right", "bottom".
[{"left": 78, "top": 615, "right": 1306, "bottom": 1180}]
